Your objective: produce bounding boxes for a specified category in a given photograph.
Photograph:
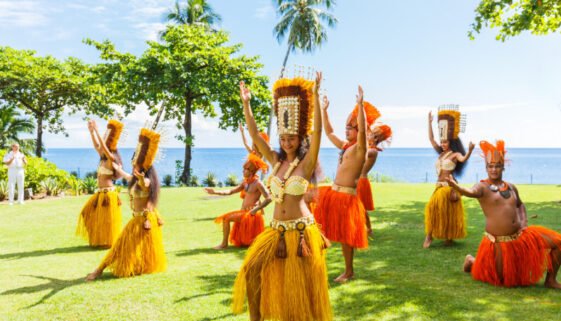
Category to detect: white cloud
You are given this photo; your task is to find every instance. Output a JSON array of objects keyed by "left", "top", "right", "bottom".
[
  {"left": 254, "top": 2, "right": 275, "bottom": 20},
  {"left": 0, "top": 1, "right": 49, "bottom": 27},
  {"left": 133, "top": 22, "right": 167, "bottom": 41}
]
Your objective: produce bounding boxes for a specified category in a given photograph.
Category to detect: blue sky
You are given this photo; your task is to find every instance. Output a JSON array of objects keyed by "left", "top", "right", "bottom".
[{"left": 1, "top": 0, "right": 560, "bottom": 148}]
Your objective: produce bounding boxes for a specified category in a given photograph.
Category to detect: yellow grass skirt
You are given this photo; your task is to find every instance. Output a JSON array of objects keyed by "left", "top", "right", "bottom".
[
  {"left": 98, "top": 210, "right": 166, "bottom": 278},
  {"left": 232, "top": 224, "right": 332, "bottom": 321},
  {"left": 424, "top": 186, "right": 466, "bottom": 240},
  {"left": 76, "top": 190, "right": 122, "bottom": 247}
]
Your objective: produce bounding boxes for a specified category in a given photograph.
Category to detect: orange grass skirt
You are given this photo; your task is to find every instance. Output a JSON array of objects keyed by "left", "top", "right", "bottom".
[
  {"left": 98, "top": 210, "right": 166, "bottom": 278},
  {"left": 471, "top": 226, "right": 561, "bottom": 287},
  {"left": 357, "top": 177, "right": 374, "bottom": 211},
  {"left": 76, "top": 190, "right": 122, "bottom": 247},
  {"left": 424, "top": 186, "right": 466, "bottom": 240},
  {"left": 215, "top": 209, "right": 265, "bottom": 247},
  {"left": 314, "top": 186, "right": 368, "bottom": 248},
  {"left": 232, "top": 225, "right": 332, "bottom": 321}
]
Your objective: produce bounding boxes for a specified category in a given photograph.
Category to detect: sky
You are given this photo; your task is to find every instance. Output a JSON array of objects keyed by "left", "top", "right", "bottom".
[{"left": 1, "top": 0, "right": 560, "bottom": 148}]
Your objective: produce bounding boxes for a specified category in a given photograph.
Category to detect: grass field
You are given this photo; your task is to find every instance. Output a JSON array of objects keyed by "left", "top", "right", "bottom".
[{"left": 1, "top": 183, "right": 561, "bottom": 321}]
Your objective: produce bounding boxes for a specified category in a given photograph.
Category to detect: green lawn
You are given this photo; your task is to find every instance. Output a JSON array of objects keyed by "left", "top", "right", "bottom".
[{"left": 1, "top": 183, "right": 561, "bottom": 321}]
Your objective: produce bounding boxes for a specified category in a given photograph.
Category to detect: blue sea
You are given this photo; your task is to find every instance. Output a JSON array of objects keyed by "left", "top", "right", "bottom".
[{"left": 43, "top": 148, "right": 561, "bottom": 185}]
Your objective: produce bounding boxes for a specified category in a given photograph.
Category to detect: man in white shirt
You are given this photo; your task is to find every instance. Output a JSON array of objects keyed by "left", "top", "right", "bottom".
[{"left": 3, "top": 143, "right": 27, "bottom": 205}]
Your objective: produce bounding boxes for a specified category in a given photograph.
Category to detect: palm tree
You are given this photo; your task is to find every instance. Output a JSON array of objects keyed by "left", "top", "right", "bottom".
[
  {"left": 0, "top": 103, "right": 35, "bottom": 154},
  {"left": 268, "top": 0, "right": 337, "bottom": 135},
  {"left": 163, "top": 0, "right": 222, "bottom": 29}
]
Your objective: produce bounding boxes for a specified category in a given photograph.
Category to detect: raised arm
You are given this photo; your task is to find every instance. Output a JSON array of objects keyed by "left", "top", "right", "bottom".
[
  {"left": 250, "top": 181, "right": 272, "bottom": 215},
  {"left": 204, "top": 183, "right": 244, "bottom": 196},
  {"left": 355, "top": 86, "right": 367, "bottom": 158},
  {"left": 446, "top": 175, "right": 484, "bottom": 198},
  {"left": 428, "top": 111, "right": 441, "bottom": 153},
  {"left": 456, "top": 142, "right": 475, "bottom": 163},
  {"left": 88, "top": 120, "right": 103, "bottom": 157},
  {"left": 133, "top": 168, "right": 151, "bottom": 189},
  {"left": 321, "top": 96, "right": 345, "bottom": 149},
  {"left": 240, "top": 81, "right": 276, "bottom": 165},
  {"left": 91, "top": 121, "right": 115, "bottom": 162},
  {"left": 239, "top": 123, "right": 253, "bottom": 153},
  {"left": 303, "top": 71, "right": 323, "bottom": 178},
  {"left": 112, "top": 162, "right": 132, "bottom": 181}
]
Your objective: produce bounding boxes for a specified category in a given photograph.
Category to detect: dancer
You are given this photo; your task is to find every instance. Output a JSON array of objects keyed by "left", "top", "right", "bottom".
[
  {"left": 206, "top": 153, "right": 271, "bottom": 249},
  {"left": 86, "top": 126, "right": 166, "bottom": 280},
  {"left": 359, "top": 121, "right": 393, "bottom": 235},
  {"left": 424, "top": 106, "right": 475, "bottom": 248},
  {"left": 240, "top": 123, "right": 269, "bottom": 157},
  {"left": 314, "top": 88, "right": 375, "bottom": 283},
  {"left": 76, "top": 120, "right": 123, "bottom": 247},
  {"left": 448, "top": 140, "right": 561, "bottom": 288},
  {"left": 233, "top": 72, "right": 332, "bottom": 321}
]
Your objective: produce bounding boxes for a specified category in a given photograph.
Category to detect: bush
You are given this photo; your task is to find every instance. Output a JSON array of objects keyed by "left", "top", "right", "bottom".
[
  {"left": 0, "top": 150, "right": 69, "bottom": 194},
  {"left": 82, "top": 177, "right": 98, "bottom": 194},
  {"left": 368, "top": 172, "right": 396, "bottom": 183},
  {"left": 163, "top": 174, "right": 173, "bottom": 187},
  {"left": 189, "top": 175, "right": 200, "bottom": 187},
  {"left": 202, "top": 172, "right": 218, "bottom": 187},
  {"left": 0, "top": 180, "right": 7, "bottom": 201},
  {"left": 224, "top": 174, "right": 239, "bottom": 186},
  {"left": 70, "top": 171, "right": 79, "bottom": 178},
  {"left": 41, "top": 177, "right": 67, "bottom": 196},
  {"left": 67, "top": 176, "right": 83, "bottom": 196},
  {"left": 85, "top": 171, "right": 97, "bottom": 179}
]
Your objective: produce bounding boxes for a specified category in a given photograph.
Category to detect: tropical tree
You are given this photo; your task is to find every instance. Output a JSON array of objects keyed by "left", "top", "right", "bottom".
[
  {"left": 268, "top": 0, "right": 337, "bottom": 134},
  {"left": 470, "top": 0, "right": 561, "bottom": 41},
  {"left": 0, "top": 102, "right": 35, "bottom": 153},
  {"left": 163, "top": 0, "right": 221, "bottom": 32},
  {"left": 0, "top": 47, "right": 114, "bottom": 157},
  {"left": 87, "top": 25, "right": 271, "bottom": 185}
]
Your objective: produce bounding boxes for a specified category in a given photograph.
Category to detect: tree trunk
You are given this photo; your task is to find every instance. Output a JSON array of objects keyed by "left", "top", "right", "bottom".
[
  {"left": 35, "top": 115, "right": 43, "bottom": 157},
  {"left": 180, "top": 97, "right": 193, "bottom": 185},
  {"left": 266, "top": 44, "right": 293, "bottom": 139}
]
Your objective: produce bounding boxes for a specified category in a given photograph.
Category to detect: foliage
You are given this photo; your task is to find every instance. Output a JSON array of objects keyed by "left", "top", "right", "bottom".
[
  {"left": 0, "top": 150, "right": 68, "bottom": 194},
  {"left": 163, "top": 174, "right": 173, "bottom": 187},
  {"left": 0, "top": 180, "right": 7, "bottom": 200},
  {"left": 86, "top": 25, "right": 271, "bottom": 185},
  {"left": 0, "top": 47, "right": 114, "bottom": 157},
  {"left": 40, "top": 177, "right": 67, "bottom": 196},
  {"left": 470, "top": 0, "right": 561, "bottom": 41},
  {"left": 163, "top": 0, "right": 221, "bottom": 30},
  {"left": 202, "top": 172, "right": 218, "bottom": 187},
  {"left": 175, "top": 160, "right": 185, "bottom": 186},
  {"left": 189, "top": 174, "right": 200, "bottom": 187},
  {"left": 0, "top": 103, "right": 35, "bottom": 154},
  {"left": 84, "top": 171, "right": 97, "bottom": 179},
  {"left": 82, "top": 176, "right": 98, "bottom": 194},
  {"left": 67, "top": 176, "right": 83, "bottom": 196},
  {"left": 224, "top": 173, "right": 239, "bottom": 186},
  {"left": 368, "top": 172, "right": 397, "bottom": 183}
]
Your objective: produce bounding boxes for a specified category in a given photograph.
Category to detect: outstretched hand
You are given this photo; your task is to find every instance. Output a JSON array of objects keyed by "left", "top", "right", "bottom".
[
  {"left": 239, "top": 81, "right": 251, "bottom": 104},
  {"left": 356, "top": 85, "right": 364, "bottom": 106},
  {"left": 321, "top": 96, "right": 329, "bottom": 111},
  {"left": 428, "top": 111, "right": 433, "bottom": 123},
  {"left": 314, "top": 71, "right": 322, "bottom": 92},
  {"left": 468, "top": 141, "right": 475, "bottom": 151},
  {"left": 204, "top": 187, "right": 215, "bottom": 195}
]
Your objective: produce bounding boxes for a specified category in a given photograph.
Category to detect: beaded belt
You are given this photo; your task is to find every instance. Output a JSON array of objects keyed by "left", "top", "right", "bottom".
[
  {"left": 331, "top": 183, "right": 356, "bottom": 195},
  {"left": 271, "top": 216, "right": 315, "bottom": 232},
  {"left": 484, "top": 230, "right": 523, "bottom": 243},
  {"left": 132, "top": 209, "right": 151, "bottom": 217},
  {"left": 97, "top": 187, "right": 116, "bottom": 193}
]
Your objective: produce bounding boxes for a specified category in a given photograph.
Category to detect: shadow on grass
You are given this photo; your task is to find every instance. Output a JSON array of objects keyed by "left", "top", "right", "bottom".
[
  {"left": 0, "top": 245, "right": 104, "bottom": 260},
  {"left": 175, "top": 246, "right": 247, "bottom": 260},
  {"left": 175, "top": 273, "right": 235, "bottom": 320},
  {"left": 1, "top": 274, "right": 111, "bottom": 309}
]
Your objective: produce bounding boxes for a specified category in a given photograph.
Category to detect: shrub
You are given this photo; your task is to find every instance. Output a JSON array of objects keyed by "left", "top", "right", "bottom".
[
  {"left": 224, "top": 174, "right": 239, "bottom": 187},
  {"left": 0, "top": 180, "right": 7, "bottom": 201},
  {"left": 82, "top": 177, "right": 98, "bottom": 194},
  {"left": 67, "top": 176, "right": 83, "bottom": 196},
  {"left": 189, "top": 175, "right": 200, "bottom": 187},
  {"left": 0, "top": 150, "right": 69, "bottom": 194},
  {"left": 84, "top": 171, "right": 97, "bottom": 179},
  {"left": 203, "top": 172, "right": 218, "bottom": 187},
  {"left": 163, "top": 174, "right": 173, "bottom": 187},
  {"left": 40, "top": 177, "right": 67, "bottom": 196}
]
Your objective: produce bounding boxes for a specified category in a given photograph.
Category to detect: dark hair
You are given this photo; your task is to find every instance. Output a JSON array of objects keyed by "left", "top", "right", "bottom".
[
  {"left": 130, "top": 166, "right": 160, "bottom": 206},
  {"left": 101, "top": 150, "right": 124, "bottom": 180},
  {"left": 277, "top": 135, "right": 322, "bottom": 182},
  {"left": 436, "top": 138, "right": 467, "bottom": 177}
]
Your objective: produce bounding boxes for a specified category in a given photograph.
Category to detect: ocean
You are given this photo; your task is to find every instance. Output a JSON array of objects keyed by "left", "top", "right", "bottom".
[{"left": 42, "top": 148, "right": 561, "bottom": 185}]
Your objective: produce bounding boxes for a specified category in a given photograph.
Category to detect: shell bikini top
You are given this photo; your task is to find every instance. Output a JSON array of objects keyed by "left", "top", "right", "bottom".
[
  {"left": 435, "top": 151, "right": 456, "bottom": 175},
  {"left": 131, "top": 182, "right": 150, "bottom": 199},
  {"left": 97, "top": 164, "right": 114, "bottom": 176},
  {"left": 267, "top": 158, "right": 309, "bottom": 204}
]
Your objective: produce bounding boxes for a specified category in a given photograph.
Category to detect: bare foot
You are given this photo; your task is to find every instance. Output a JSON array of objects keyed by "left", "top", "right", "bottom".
[
  {"left": 444, "top": 239, "right": 455, "bottom": 246},
  {"left": 463, "top": 255, "right": 474, "bottom": 273},
  {"left": 423, "top": 235, "right": 432, "bottom": 249},
  {"left": 213, "top": 244, "right": 228, "bottom": 250},
  {"left": 545, "top": 276, "right": 561, "bottom": 289},
  {"left": 85, "top": 269, "right": 102, "bottom": 282},
  {"left": 334, "top": 272, "right": 354, "bottom": 283}
]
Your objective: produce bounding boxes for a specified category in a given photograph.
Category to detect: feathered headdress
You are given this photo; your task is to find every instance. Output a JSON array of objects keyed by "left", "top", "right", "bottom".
[
  {"left": 103, "top": 119, "right": 124, "bottom": 152},
  {"left": 372, "top": 123, "right": 392, "bottom": 144},
  {"left": 437, "top": 104, "right": 466, "bottom": 141},
  {"left": 258, "top": 131, "right": 270, "bottom": 144},
  {"left": 132, "top": 108, "right": 164, "bottom": 172},
  {"left": 480, "top": 140, "right": 506, "bottom": 164},
  {"left": 348, "top": 101, "right": 381, "bottom": 128},
  {"left": 273, "top": 77, "right": 315, "bottom": 136},
  {"left": 245, "top": 153, "right": 268, "bottom": 173}
]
